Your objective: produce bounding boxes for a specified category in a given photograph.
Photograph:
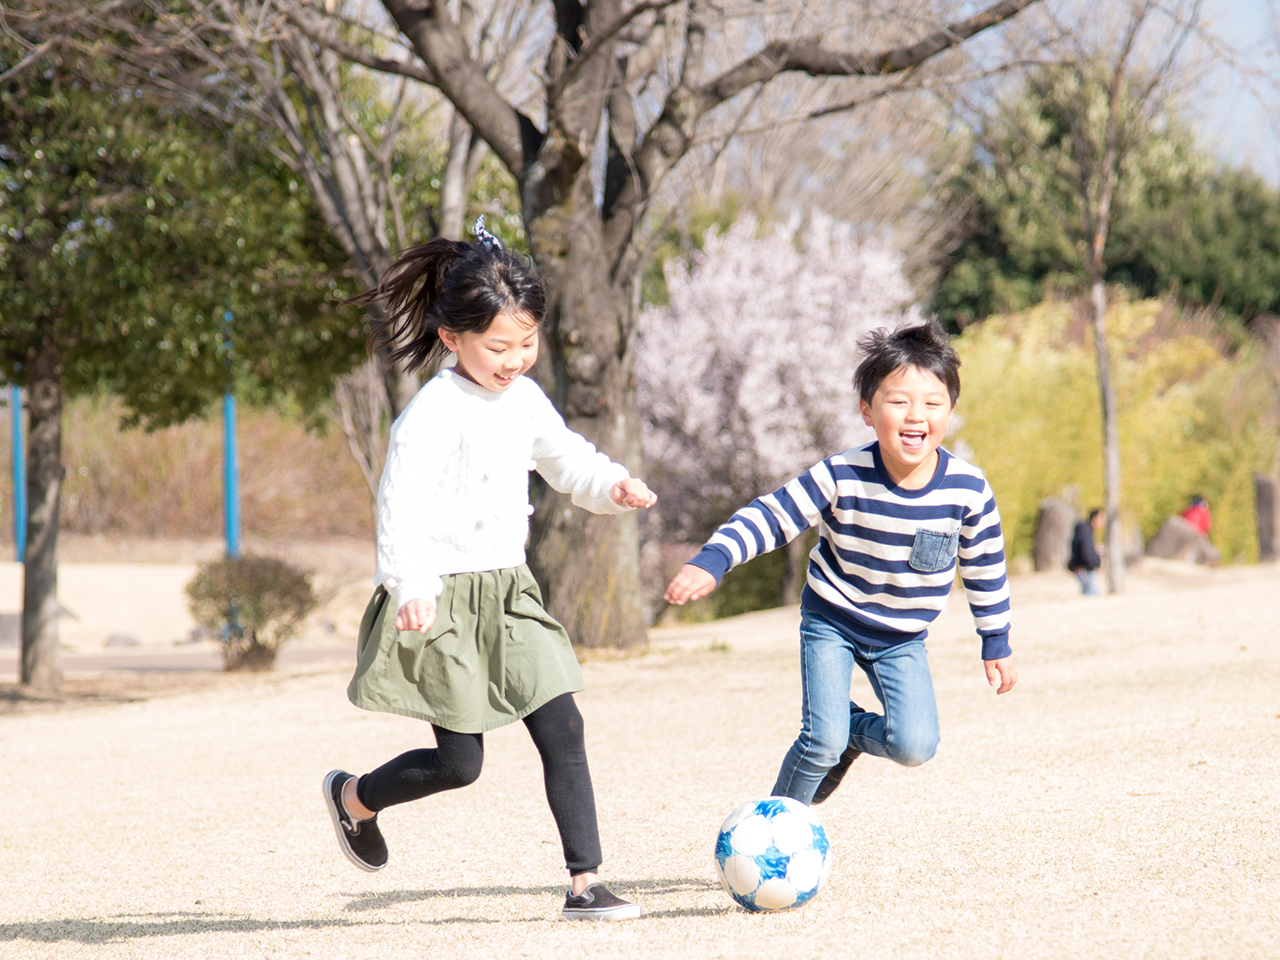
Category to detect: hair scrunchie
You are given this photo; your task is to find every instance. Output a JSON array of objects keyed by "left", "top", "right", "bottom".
[{"left": 473, "top": 215, "right": 504, "bottom": 253}]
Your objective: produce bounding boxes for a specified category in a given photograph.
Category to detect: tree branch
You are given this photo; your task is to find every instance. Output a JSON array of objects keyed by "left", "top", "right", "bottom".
[
  {"left": 696, "top": 0, "right": 1041, "bottom": 117},
  {"left": 287, "top": 4, "right": 436, "bottom": 86},
  {"left": 604, "top": 0, "right": 1042, "bottom": 268},
  {"left": 550, "top": 0, "right": 679, "bottom": 102},
  {"left": 380, "top": 0, "right": 540, "bottom": 182}
]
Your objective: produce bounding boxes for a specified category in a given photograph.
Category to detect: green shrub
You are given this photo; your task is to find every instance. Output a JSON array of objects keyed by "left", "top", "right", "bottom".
[{"left": 186, "top": 554, "right": 318, "bottom": 671}]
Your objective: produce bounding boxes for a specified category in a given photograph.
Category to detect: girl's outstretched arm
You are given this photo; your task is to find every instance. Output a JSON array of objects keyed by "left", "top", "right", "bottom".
[{"left": 528, "top": 387, "right": 632, "bottom": 514}]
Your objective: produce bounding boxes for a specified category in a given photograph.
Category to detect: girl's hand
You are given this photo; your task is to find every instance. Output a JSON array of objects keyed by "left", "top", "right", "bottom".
[
  {"left": 664, "top": 564, "right": 717, "bottom": 605},
  {"left": 611, "top": 478, "right": 657, "bottom": 509},
  {"left": 395, "top": 598, "right": 437, "bottom": 633}
]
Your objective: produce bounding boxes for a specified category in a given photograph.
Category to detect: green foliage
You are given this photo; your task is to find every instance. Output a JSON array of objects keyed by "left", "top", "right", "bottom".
[
  {"left": 931, "top": 67, "right": 1280, "bottom": 330},
  {"left": 951, "top": 298, "right": 1278, "bottom": 565},
  {"left": 185, "top": 554, "right": 319, "bottom": 671},
  {"left": 641, "top": 194, "right": 743, "bottom": 307},
  {"left": 0, "top": 43, "right": 365, "bottom": 425}
]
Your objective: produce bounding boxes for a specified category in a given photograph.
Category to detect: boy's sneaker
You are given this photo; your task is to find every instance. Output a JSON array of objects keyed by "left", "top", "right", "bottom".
[
  {"left": 811, "top": 702, "right": 868, "bottom": 805},
  {"left": 561, "top": 882, "right": 641, "bottom": 921},
  {"left": 323, "top": 769, "right": 388, "bottom": 872}
]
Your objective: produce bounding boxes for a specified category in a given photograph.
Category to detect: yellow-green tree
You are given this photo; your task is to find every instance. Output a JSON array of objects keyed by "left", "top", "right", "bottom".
[{"left": 952, "top": 299, "right": 1277, "bottom": 566}]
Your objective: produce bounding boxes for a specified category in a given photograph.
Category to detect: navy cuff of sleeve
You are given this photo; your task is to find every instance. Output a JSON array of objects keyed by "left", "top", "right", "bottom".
[
  {"left": 980, "top": 631, "right": 1012, "bottom": 661},
  {"left": 689, "top": 546, "right": 732, "bottom": 584}
]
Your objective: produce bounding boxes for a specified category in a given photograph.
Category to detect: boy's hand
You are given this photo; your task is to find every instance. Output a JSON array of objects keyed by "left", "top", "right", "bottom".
[
  {"left": 611, "top": 478, "right": 657, "bottom": 508},
  {"left": 396, "top": 598, "right": 437, "bottom": 633},
  {"left": 984, "top": 656, "right": 1018, "bottom": 694},
  {"left": 664, "top": 564, "right": 717, "bottom": 605}
]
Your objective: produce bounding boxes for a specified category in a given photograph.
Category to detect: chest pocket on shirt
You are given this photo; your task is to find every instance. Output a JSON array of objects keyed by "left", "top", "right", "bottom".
[{"left": 908, "top": 527, "right": 959, "bottom": 573}]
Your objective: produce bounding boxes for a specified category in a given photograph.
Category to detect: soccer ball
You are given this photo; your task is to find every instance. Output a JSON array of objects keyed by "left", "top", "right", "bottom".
[{"left": 714, "top": 797, "right": 832, "bottom": 912}]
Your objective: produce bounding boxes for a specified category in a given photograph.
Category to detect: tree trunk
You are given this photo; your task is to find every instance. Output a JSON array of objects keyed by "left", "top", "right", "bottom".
[
  {"left": 439, "top": 109, "right": 487, "bottom": 242},
  {"left": 779, "top": 533, "right": 811, "bottom": 606},
  {"left": 20, "top": 336, "right": 64, "bottom": 688},
  {"left": 1256, "top": 473, "right": 1279, "bottom": 562},
  {"left": 1034, "top": 497, "right": 1076, "bottom": 571},
  {"left": 1090, "top": 277, "right": 1125, "bottom": 593},
  {"left": 525, "top": 176, "right": 647, "bottom": 648}
]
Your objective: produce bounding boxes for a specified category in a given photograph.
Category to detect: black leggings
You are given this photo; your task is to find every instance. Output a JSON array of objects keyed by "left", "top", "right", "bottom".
[{"left": 355, "top": 693, "right": 602, "bottom": 875}]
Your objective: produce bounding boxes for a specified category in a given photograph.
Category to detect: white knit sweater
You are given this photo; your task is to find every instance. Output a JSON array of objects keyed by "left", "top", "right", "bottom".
[{"left": 375, "top": 368, "right": 632, "bottom": 609}]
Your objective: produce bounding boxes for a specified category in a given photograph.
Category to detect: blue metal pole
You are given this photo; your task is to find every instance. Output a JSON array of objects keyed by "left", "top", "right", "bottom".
[
  {"left": 222, "top": 310, "right": 241, "bottom": 559},
  {"left": 11, "top": 385, "right": 25, "bottom": 562},
  {"left": 223, "top": 392, "right": 240, "bottom": 559}
]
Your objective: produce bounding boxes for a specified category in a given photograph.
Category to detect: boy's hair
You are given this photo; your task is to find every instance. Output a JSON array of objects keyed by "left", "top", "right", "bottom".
[
  {"left": 1088, "top": 508, "right": 1103, "bottom": 523},
  {"left": 854, "top": 319, "right": 961, "bottom": 406},
  {"left": 351, "top": 237, "right": 545, "bottom": 374}
]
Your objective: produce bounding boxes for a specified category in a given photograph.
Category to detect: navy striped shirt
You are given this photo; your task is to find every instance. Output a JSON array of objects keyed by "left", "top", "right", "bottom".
[{"left": 689, "top": 441, "right": 1012, "bottom": 660}]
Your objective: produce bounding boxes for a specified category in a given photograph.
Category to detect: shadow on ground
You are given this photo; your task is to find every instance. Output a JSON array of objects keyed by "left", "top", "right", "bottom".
[
  {"left": 2, "top": 879, "right": 729, "bottom": 942},
  {"left": 0, "top": 673, "right": 225, "bottom": 715},
  {"left": 344, "top": 876, "right": 726, "bottom": 917},
  {"left": 0, "top": 913, "right": 360, "bottom": 944}
]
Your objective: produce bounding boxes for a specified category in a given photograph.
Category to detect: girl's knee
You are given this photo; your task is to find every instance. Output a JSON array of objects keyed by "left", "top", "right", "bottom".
[
  {"left": 442, "top": 752, "right": 483, "bottom": 788},
  {"left": 437, "top": 739, "right": 485, "bottom": 788}
]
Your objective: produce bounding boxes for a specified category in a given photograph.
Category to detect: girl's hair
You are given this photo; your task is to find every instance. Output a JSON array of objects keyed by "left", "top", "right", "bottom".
[
  {"left": 352, "top": 236, "right": 546, "bottom": 373},
  {"left": 853, "top": 319, "right": 961, "bottom": 407}
]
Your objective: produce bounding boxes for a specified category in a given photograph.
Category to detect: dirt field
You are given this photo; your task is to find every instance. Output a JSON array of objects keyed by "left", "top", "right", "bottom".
[{"left": 1, "top": 556, "right": 1277, "bottom": 959}]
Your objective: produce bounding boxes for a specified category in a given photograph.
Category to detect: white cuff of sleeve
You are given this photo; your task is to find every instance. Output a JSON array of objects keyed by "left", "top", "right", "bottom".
[{"left": 386, "top": 575, "right": 444, "bottom": 611}]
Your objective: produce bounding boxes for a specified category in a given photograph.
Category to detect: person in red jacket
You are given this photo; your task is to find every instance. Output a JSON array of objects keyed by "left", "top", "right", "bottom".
[{"left": 1181, "top": 496, "right": 1211, "bottom": 537}]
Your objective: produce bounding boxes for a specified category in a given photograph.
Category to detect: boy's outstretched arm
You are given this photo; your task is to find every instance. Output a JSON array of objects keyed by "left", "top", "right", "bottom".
[
  {"left": 984, "top": 656, "right": 1018, "bottom": 694},
  {"left": 664, "top": 564, "right": 717, "bottom": 605}
]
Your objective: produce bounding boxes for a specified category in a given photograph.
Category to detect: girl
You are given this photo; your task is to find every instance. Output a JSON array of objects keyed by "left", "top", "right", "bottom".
[{"left": 324, "top": 217, "right": 655, "bottom": 921}]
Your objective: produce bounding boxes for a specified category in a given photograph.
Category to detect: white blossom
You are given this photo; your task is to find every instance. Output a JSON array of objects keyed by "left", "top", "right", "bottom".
[{"left": 638, "top": 212, "right": 922, "bottom": 539}]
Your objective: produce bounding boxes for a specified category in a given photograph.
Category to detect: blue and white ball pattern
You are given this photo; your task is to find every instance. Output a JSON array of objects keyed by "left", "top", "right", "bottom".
[{"left": 714, "top": 797, "right": 832, "bottom": 912}]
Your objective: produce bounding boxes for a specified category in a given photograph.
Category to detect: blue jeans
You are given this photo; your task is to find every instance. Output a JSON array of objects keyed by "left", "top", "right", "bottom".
[
  {"left": 772, "top": 607, "right": 940, "bottom": 804},
  {"left": 1075, "top": 569, "right": 1100, "bottom": 595}
]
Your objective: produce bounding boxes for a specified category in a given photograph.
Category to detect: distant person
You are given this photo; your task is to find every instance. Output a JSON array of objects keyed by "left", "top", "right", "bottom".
[
  {"left": 1180, "top": 496, "right": 1211, "bottom": 537},
  {"left": 1068, "top": 509, "right": 1105, "bottom": 596},
  {"left": 664, "top": 320, "right": 1016, "bottom": 808},
  {"left": 322, "top": 217, "right": 656, "bottom": 921}
]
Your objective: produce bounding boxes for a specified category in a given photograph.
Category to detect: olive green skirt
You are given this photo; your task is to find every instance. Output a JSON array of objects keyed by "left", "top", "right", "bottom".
[{"left": 347, "top": 565, "right": 584, "bottom": 733}]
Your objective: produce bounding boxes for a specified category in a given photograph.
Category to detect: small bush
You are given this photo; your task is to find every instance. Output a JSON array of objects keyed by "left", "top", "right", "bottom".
[{"left": 186, "top": 554, "right": 318, "bottom": 671}]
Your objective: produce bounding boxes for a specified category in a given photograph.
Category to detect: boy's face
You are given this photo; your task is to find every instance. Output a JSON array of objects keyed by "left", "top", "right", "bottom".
[{"left": 859, "top": 365, "right": 954, "bottom": 486}]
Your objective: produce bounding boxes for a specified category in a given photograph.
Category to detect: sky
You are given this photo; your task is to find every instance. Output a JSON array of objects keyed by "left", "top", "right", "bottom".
[{"left": 1194, "top": 0, "right": 1280, "bottom": 182}]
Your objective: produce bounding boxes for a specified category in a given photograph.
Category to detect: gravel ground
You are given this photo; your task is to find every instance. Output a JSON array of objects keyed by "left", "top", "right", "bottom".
[{"left": 1, "top": 559, "right": 1277, "bottom": 960}]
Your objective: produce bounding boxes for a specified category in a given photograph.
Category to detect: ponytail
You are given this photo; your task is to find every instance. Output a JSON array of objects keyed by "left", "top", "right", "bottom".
[
  {"left": 353, "top": 238, "right": 470, "bottom": 374},
  {"left": 351, "top": 230, "right": 546, "bottom": 375}
]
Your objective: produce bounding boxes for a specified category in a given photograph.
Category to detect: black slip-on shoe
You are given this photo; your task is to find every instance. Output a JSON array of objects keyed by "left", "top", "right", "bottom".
[
  {"left": 561, "top": 882, "right": 641, "bottom": 921},
  {"left": 323, "top": 769, "right": 388, "bottom": 872},
  {"left": 812, "top": 702, "right": 869, "bottom": 805}
]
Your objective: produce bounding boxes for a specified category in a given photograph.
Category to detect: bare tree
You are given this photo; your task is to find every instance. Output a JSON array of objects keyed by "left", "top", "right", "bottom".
[
  {"left": 948, "top": 0, "right": 1214, "bottom": 592},
  {"left": 275, "top": 0, "right": 1038, "bottom": 646},
  {"left": 27, "top": 0, "right": 1041, "bottom": 645}
]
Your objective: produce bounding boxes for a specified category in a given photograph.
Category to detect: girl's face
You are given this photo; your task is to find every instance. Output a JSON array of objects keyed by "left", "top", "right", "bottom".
[
  {"left": 439, "top": 308, "right": 539, "bottom": 392},
  {"left": 859, "top": 364, "right": 954, "bottom": 489}
]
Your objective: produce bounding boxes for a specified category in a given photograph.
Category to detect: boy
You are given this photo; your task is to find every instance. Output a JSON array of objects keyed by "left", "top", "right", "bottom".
[{"left": 664, "top": 320, "right": 1016, "bottom": 805}]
